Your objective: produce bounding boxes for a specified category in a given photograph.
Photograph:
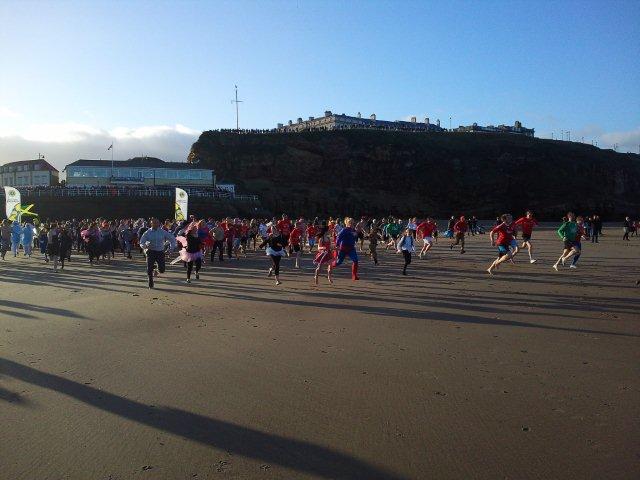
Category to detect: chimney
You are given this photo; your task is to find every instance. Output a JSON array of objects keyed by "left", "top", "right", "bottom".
[
  {"left": 357, "top": 112, "right": 361, "bottom": 118},
  {"left": 411, "top": 116, "right": 417, "bottom": 123},
  {"left": 309, "top": 116, "right": 314, "bottom": 121},
  {"left": 436, "top": 119, "right": 441, "bottom": 127},
  {"left": 288, "top": 120, "right": 293, "bottom": 126},
  {"left": 425, "top": 117, "right": 430, "bottom": 125},
  {"left": 370, "top": 113, "right": 376, "bottom": 121},
  {"left": 325, "top": 110, "right": 332, "bottom": 117},
  {"left": 277, "top": 123, "right": 284, "bottom": 129},
  {"left": 297, "top": 117, "right": 303, "bottom": 124}
]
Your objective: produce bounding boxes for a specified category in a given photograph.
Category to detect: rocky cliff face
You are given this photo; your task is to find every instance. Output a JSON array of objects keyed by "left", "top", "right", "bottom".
[{"left": 188, "top": 130, "right": 640, "bottom": 219}]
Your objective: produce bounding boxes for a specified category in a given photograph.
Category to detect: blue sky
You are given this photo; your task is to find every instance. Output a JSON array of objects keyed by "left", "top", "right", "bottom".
[{"left": 0, "top": 0, "right": 638, "bottom": 168}]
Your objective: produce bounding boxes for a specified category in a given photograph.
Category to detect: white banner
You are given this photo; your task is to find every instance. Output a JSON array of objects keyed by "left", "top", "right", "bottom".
[
  {"left": 175, "top": 187, "right": 188, "bottom": 221},
  {"left": 4, "top": 186, "right": 21, "bottom": 220}
]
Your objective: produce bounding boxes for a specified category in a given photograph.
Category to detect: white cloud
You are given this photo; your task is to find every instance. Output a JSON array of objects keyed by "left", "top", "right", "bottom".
[
  {"left": 0, "top": 106, "right": 20, "bottom": 119},
  {"left": 0, "top": 122, "right": 201, "bottom": 170}
]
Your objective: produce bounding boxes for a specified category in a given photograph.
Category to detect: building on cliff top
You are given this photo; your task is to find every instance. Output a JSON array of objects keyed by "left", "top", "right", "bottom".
[
  {"left": 277, "top": 111, "right": 445, "bottom": 133},
  {"left": 453, "top": 121, "right": 534, "bottom": 137},
  {"left": 0, "top": 157, "right": 59, "bottom": 187},
  {"left": 64, "top": 157, "right": 215, "bottom": 187}
]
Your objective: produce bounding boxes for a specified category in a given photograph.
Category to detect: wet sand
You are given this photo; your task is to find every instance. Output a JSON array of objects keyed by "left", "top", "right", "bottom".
[{"left": 1, "top": 228, "right": 639, "bottom": 479}]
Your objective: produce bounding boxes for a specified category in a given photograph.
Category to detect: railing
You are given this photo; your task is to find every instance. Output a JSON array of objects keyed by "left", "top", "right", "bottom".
[{"left": 1, "top": 187, "right": 259, "bottom": 202}]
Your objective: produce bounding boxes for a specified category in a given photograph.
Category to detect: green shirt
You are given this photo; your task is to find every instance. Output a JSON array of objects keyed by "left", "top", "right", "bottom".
[{"left": 557, "top": 221, "right": 578, "bottom": 241}]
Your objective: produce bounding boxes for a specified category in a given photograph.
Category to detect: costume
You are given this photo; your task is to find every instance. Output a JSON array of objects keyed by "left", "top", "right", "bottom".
[
  {"left": 334, "top": 226, "right": 359, "bottom": 280},
  {"left": 313, "top": 237, "right": 333, "bottom": 265}
]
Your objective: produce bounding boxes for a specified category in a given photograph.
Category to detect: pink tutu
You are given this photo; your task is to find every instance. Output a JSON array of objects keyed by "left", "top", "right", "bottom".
[
  {"left": 179, "top": 250, "right": 203, "bottom": 263},
  {"left": 313, "top": 249, "right": 333, "bottom": 265}
]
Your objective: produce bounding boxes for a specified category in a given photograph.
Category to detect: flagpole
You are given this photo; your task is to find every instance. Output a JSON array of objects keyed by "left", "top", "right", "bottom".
[{"left": 111, "top": 139, "right": 114, "bottom": 180}]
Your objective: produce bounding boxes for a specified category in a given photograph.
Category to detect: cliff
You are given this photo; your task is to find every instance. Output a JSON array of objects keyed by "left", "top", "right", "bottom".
[{"left": 188, "top": 130, "right": 640, "bottom": 219}]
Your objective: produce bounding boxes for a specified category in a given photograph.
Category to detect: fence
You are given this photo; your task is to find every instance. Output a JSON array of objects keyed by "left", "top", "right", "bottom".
[{"left": 1, "top": 187, "right": 259, "bottom": 202}]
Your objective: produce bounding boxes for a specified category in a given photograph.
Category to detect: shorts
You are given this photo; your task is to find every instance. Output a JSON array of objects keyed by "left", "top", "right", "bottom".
[
  {"left": 308, "top": 238, "right": 316, "bottom": 247},
  {"left": 522, "top": 234, "right": 531, "bottom": 242},
  {"left": 423, "top": 236, "right": 433, "bottom": 245},
  {"left": 563, "top": 240, "right": 574, "bottom": 250},
  {"left": 291, "top": 244, "right": 301, "bottom": 252},
  {"left": 509, "top": 239, "right": 518, "bottom": 249},
  {"left": 497, "top": 244, "right": 511, "bottom": 255}
]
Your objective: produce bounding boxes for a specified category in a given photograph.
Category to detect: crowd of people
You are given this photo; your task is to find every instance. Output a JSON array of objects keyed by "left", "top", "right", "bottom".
[{"left": 0, "top": 212, "right": 637, "bottom": 288}]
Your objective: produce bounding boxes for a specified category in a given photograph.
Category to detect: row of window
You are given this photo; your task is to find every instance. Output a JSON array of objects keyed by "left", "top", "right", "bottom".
[
  {"left": 0, "top": 163, "right": 50, "bottom": 173},
  {"left": 67, "top": 167, "right": 213, "bottom": 180}
]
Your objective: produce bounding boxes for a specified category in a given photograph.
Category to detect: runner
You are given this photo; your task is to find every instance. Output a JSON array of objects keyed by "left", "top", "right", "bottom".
[
  {"left": 356, "top": 217, "right": 367, "bottom": 252},
  {"left": 307, "top": 222, "right": 318, "bottom": 252},
  {"left": 416, "top": 217, "right": 437, "bottom": 258},
  {"left": 334, "top": 217, "right": 359, "bottom": 280},
  {"left": 178, "top": 224, "right": 203, "bottom": 283},
  {"left": 313, "top": 226, "right": 334, "bottom": 284},
  {"left": 449, "top": 216, "right": 468, "bottom": 254},
  {"left": 367, "top": 220, "right": 382, "bottom": 265},
  {"left": 139, "top": 218, "right": 177, "bottom": 289},
  {"left": 487, "top": 214, "right": 517, "bottom": 275},
  {"left": 568, "top": 216, "right": 587, "bottom": 269},
  {"left": 262, "top": 225, "right": 286, "bottom": 286},
  {"left": 552, "top": 212, "right": 579, "bottom": 271},
  {"left": 0, "top": 220, "right": 10, "bottom": 260},
  {"left": 397, "top": 227, "right": 415, "bottom": 275},
  {"left": 288, "top": 221, "right": 303, "bottom": 268},
  {"left": 514, "top": 210, "right": 539, "bottom": 263}
]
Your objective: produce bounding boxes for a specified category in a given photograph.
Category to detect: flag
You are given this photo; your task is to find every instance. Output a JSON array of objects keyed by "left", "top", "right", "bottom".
[
  {"left": 175, "top": 188, "right": 188, "bottom": 221},
  {"left": 107, "top": 143, "right": 113, "bottom": 151},
  {"left": 4, "top": 186, "right": 21, "bottom": 220}
]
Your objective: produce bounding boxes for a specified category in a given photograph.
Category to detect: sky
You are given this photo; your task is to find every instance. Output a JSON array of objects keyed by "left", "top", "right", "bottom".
[{"left": 0, "top": 0, "right": 639, "bottom": 170}]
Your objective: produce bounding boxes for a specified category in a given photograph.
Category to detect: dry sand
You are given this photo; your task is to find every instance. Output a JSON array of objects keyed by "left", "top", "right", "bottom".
[{"left": 1, "top": 228, "right": 638, "bottom": 480}]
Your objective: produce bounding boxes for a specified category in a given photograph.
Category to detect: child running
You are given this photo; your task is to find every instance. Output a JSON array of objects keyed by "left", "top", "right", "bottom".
[
  {"left": 487, "top": 214, "right": 517, "bottom": 275},
  {"left": 514, "top": 210, "right": 539, "bottom": 263},
  {"left": 552, "top": 212, "right": 579, "bottom": 271},
  {"left": 417, "top": 217, "right": 437, "bottom": 258},
  {"left": 313, "top": 227, "right": 334, "bottom": 284},
  {"left": 334, "top": 217, "right": 359, "bottom": 280}
]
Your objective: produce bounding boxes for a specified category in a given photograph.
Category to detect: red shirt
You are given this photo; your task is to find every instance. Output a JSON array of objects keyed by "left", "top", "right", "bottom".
[
  {"left": 491, "top": 222, "right": 515, "bottom": 245},
  {"left": 289, "top": 227, "right": 302, "bottom": 245},
  {"left": 307, "top": 225, "right": 317, "bottom": 237},
  {"left": 514, "top": 217, "right": 538, "bottom": 236},
  {"left": 417, "top": 221, "right": 436, "bottom": 237},
  {"left": 453, "top": 220, "right": 468, "bottom": 233},
  {"left": 277, "top": 219, "right": 292, "bottom": 236},
  {"left": 240, "top": 225, "right": 249, "bottom": 236}
]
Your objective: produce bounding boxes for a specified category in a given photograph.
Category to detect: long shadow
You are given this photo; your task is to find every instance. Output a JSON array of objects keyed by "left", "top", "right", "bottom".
[
  {"left": 0, "top": 358, "right": 407, "bottom": 480},
  {"left": 0, "top": 300, "right": 88, "bottom": 319}
]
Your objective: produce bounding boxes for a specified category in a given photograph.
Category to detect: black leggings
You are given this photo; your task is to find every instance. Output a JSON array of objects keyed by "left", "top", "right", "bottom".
[
  {"left": 270, "top": 255, "right": 281, "bottom": 275},
  {"left": 402, "top": 250, "right": 411, "bottom": 270},
  {"left": 187, "top": 258, "right": 202, "bottom": 279}
]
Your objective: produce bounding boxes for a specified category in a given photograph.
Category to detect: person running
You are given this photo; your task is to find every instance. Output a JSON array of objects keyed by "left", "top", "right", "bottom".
[
  {"left": 367, "top": 221, "right": 382, "bottom": 265},
  {"left": 21, "top": 220, "right": 36, "bottom": 258},
  {"left": 307, "top": 222, "right": 318, "bottom": 252},
  {"left": 120, "top": 222, "right": 134, "bottom": 259},
  {"left": 568, "top": 216, "right": 587, "bottom": 268},
  {"left": 334, "top": 217, "right": 359, "bottom": 280},
  {"left": 261, "top": 225, "right": 286, "bottom": 285},
  {"left": 57, "top": 224, "right": 73, "bottom": 271},
  {"left": 487, "top": 214, "right": 517, "bottom": 275},
  {"left": 10, "top": 220, "right": 21, "bottom": 257},
  {"left": 139, "top": 218, "right": 177, "bottom": 289},
  {"left": 355, "top": 217, "right": 367, "bottom": 252},
  {"left": 288, "top": 221, "right": 303, "bottom": 268},
  {"left": 552, "top": 212, "right": 579, "bottom": 271},
  {"left": 417, "top": 217, "right": 437, "bottom": 258},
  {"left": 514, "top": 210, "right": 538, "bottom": 263},
  {"left": 38, "top": 224, "right": 49, "bottom": 262},
  {"left": 179, "top": 224, "right": 203, "bottom": 283},
  {"left": 313, "top": 227, "right": 334, "bottom": 284},
  {"left": 0, "top": 220, "right": 10, "bottom": 260},
  {"left": 397, "top": 227, "right": 415, "bottom": 275},
  {"left": 450, "top": 216, "right": 468, "bottom": 254},
  {"left": 623, "top": 216, "right": 631, "bottom": 241}
]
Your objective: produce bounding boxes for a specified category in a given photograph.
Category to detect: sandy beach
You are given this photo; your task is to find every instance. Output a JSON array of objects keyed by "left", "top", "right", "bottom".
[{"left": 1, "top": 228, "right": 638, "bottom": 480}]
